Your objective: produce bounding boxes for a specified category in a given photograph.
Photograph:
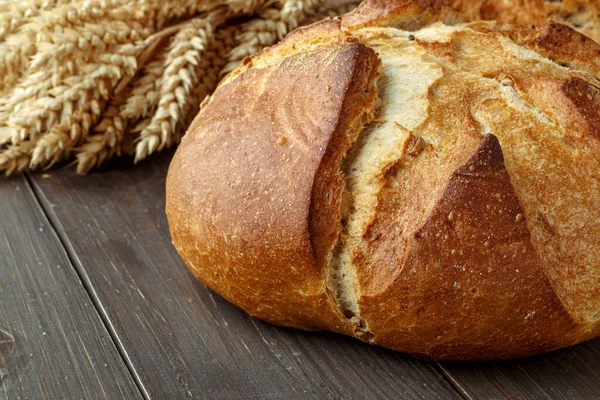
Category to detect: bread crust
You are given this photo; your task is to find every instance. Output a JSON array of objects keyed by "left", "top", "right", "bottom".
[
  {"left": 507, "top": 22, "right": 600, "bottom": 77},
  {"left": 167, "top": 0, "right": 600, "bottom": 360},
  {"left": 359, "top": 135, "right": 580, "bottom": 360},
  {"left": 342, "top": 0, "right": 462, "bottom": 31},
  {"left": 444, "top": 0, "right": 600, "bottom": 44},
  {"left": 167, "top": 39, "right": 380, "bottom": 333}
]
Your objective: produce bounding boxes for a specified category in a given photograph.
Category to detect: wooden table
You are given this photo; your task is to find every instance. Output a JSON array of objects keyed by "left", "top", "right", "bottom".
[{"left": 2, "top": 152, "right": 600, "bottom": 399}]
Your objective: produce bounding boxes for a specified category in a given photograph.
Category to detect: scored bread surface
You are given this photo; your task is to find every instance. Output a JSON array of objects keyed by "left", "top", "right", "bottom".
[
  {"left": 166, "top": 0, "right": 600, "bottom": 360},
  {"left": 445, "top": 0, "right": 600, "bottom": 44}
]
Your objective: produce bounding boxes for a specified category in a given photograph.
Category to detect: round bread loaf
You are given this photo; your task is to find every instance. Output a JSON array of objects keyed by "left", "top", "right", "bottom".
[{"left": 166, "top": 0, "right": 600, "bottom": 360}]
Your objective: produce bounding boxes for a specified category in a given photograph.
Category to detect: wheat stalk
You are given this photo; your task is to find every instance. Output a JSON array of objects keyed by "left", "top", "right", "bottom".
[
  {"left": 75, "top": 19, "right": 241, "bottom": 172},
  {"left": 0, "top": 0, "right": 119, "bottom": 91},
  {"left": 74, "top": 99, "right": 127, "bottom": 173},
  {"left": 74, "top": 40, "right": 169, "bottom": 173},
  {"left": 120, "top": 53, "right": 167, "bottom": 121},
  {"left": 0, "top": 0, "right": 357, "bottom": 175},
  {"left": 7, "top": 41, "right": 141, "bottom": 144},
  {"left": 221, "top": 0, "right": 326, "bottom": 75},
  {"left": 0, "top": 0, "right": 241, "bottom": 93},
  {"left": 133, "top": 9, "right": 230, "bottom": 162},
  {"left": 135, "top": 23, "right": 241, "bottom": 163}
]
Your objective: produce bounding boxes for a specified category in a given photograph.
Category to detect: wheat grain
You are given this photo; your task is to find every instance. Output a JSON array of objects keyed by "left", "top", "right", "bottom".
[
  {"left": 74, "top": 71, "right": 142, "bottom": 173},
  {"left": 7, "top": 68, "right": 116, "bottom": 145},
  {"left": 221, "top": 0, "right": 324, "bottom": 76},
  {"left": 1, "top": 39, "right": 138, "bottom": 145},
  {"left": 76, "top": 10, "right": 243, "bottom": 172},
  {"left": 74, "top": 101, "right": 124, "bottom": 173},
  {"left": 74, "top": 77, "right": 134, "bottom": 173},
  {"left": 171, "top": 25, "right": 240, "bottom": 135},
  {"left": 74, "top": 18, "right": 215, "bottom": 172},
  {"left": 134, "top": 10, "right": 229, "bottom": 162},
  {"left": 0, "top": 0, "right": 268, "bottom": 92},
  {"left": 0, "top": 0, "right": 229, "bottom": 92},
  {"left": 0, "top": 0, "right": 72, "bottom": 41},
  {"left": 120, "top": 53, "right": 166, "bottom": 121},
  {"left": 29, "top": 96, "right": 103, "bottom": 169},
  {"left": 0, "top": 0, "right": 117, "bottom": 91},
  {"left": 0, "top": 140, "right": 35, "bottom": 176},
  {"left": 0, "top": 127, "right": 13, "bottom": 146},
  {"left": 130, "top": 24, "right": 239, "bottom": 164}
]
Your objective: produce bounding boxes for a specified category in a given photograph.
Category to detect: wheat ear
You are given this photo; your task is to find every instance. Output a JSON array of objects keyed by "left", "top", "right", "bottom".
[
  {"left": 0, "top": 0, "right": 357, "bottom": 175},
  {"left": 75, "top": 19, "right": 241, "bottom": 172},
  {"left": 133, "top": 10, "right": 230, "bottom": 162},
  {"left": 0, "top": 0, "right": 73, "bottom": 41},
  {"left": 221, "top": 0, "right": 324, "bottom": 75}
]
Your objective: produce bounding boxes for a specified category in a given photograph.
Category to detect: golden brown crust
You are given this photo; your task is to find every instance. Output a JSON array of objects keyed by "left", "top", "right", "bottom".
[
  {"left": 444, "top": 0, "right": 600, "bottom": 44},
  {"left": 562, "top": 77, "right": 600, "bottom": 135},
  {"left": 166, "top": 40, "right": 380, "bottom": 332},
  {"left": 167, "top": 0, "right": 600, "bottom": 360},
  {"left": 359, "top": 135, "right": 580, "bottom": 360},
  {"left": 219, "top": 18, "right": 347, "bottom": 88},
  {"left": 342, "top": 0, "right": 461, "bottom": 31},
  {"left": 507, "top": 22, "right": 600, "bottom": 77}
]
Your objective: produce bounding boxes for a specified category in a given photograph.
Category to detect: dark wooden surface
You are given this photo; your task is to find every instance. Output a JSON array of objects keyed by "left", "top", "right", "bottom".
[
  {"left": 1, "top": 152, "right": 600, "bottom": 399},
  {"left": 0, "top": 177, "right": 141, "bottom": 399}
]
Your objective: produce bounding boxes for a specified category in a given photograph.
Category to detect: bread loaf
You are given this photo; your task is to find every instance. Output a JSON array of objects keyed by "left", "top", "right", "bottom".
[
  {"left": 444, "top": 0, "right": 600, "bottom": 44},
  {"left": 166, "top": 0, "right": 600, "bottom": 360}
]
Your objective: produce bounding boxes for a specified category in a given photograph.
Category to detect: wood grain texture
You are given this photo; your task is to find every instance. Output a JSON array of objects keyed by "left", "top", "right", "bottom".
[
  {"left": 27, "top": 153, "right": 600, "bottom": 399},
  {"left": 28, "top": 153, "right": 461, "bottom": 399},
  {"left": 439, "top": 341, "right": 600, "bottom": 400},
  {"left": 0, "top": 177, "right": 141, "bottom": 400}
]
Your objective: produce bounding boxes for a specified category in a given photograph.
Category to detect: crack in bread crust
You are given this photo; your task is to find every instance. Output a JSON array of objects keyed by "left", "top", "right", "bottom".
[
  {"left": 325, "top": 41, "right": 443, "bottom": 338},
  {"left": 167, "top": 39, "right": 381, "bottom": 333},
  {"left": 335, "top": 18, "right": 600, "bottom": 357},
  {"left": 360, "top": 134, "right": 579, "bottom": 360}
]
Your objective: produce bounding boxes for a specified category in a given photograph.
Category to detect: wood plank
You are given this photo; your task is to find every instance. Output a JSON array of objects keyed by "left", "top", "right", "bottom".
[
  {"left": 439, "top": 340, "right": 600, "bottom": 400},
  {"left": 0, "top": 177, "right": 142, "bottom": 400},
  {"left": 28, "top": 153, "right": 462, "bottom": 399}
]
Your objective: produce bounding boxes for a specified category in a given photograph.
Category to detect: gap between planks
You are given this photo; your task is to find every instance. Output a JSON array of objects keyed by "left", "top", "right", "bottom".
[
  {"left": 23, "top": 172, "right": 150, "bottom": 400},
  {"left": 435, "top": 363, "right": 474, "bottom": 400}
]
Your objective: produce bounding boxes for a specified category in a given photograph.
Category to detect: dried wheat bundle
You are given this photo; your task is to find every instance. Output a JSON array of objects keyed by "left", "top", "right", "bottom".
[{"left": 0, "top": 0, "right": 358, "bottom": 175}]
